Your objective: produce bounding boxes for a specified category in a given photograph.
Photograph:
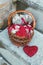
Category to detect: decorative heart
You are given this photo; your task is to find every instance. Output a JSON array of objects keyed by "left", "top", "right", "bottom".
[{"left": 23, "top": 45, "right": 38, "bottom": 57}]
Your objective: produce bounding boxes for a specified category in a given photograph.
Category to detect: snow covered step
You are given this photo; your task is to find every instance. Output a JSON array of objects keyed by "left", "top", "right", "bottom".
[
  {"left": 21, "top": 0, "right": 43, "bottom": 11},
  {"left": 0, "top": 28, "right": 43, "bottom": 65},
  {"left": 0, "top": 48, "right": 29, "bottom": 65}
]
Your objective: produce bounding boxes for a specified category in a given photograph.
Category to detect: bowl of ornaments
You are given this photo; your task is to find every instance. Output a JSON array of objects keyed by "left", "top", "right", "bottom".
[{"left": 8, "top": 10, "right": 36, "bottom": 47}]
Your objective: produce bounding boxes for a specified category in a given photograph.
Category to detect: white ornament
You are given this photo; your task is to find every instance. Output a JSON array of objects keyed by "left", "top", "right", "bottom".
[
  {"left": 12, "top": 14, "right": 22, "bottom": 24},
  {"left": 11, "top": 28, "right": 18, "bottom": 34},
  {"left": 20, "top": 14, "right": 25, "bottom": 19},
  {"left": 25, "top": 14, "right": 32, "bottom": 24},
  {"left": 15, "top": 25, "right": 20, "bottom": 29}
]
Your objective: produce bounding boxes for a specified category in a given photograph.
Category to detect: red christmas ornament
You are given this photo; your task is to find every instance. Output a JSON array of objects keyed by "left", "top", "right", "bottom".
[{"left": 16, "top": 25, "right": 27, "bottom": 37}]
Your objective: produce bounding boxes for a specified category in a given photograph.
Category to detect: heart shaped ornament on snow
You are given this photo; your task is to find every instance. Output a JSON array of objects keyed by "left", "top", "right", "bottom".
[{"left": 23, "top": 45, "right": 38, "bottom": 57}]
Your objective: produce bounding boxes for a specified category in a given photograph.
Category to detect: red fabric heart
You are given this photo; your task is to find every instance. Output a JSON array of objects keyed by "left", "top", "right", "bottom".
[{"left": 23, "top": 45, "right": 38, "bottom": 57}]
